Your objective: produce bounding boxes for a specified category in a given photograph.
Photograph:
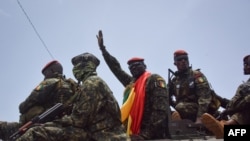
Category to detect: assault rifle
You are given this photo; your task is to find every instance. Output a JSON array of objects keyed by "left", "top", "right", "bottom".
[
  {"left": 167, "top": 69, "right": 208, "bottom": 140},
  {"left": 9, "top": 103, "right": 63, "bottom": 140}
]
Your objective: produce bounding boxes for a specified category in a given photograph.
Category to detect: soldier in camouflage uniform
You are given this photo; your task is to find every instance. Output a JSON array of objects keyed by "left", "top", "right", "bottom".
[
  {"left": 19, "top": 60, "right": 77, "bottom": 124},
  {"left": 0, "top": 60, "right": 77, "bottom": 141},
  {"left": 97, "top": 30, "right": 169, "bottom": 140},
  {"left": 15, "top": 52, "right": 129, "bottom": 141},
  {"left": 202, "top": 54, "right": 250, "bottom": 139},
  {"left": 168, "top": 50, "right": 223, "bottom": 124}
]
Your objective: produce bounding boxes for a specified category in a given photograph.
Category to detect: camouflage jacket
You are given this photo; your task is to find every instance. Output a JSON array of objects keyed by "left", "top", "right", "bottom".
[
  {"left": 57, "top": 74, "right": 125, "bottom": 139},
  {"left": 227, "top": 78, "right": 250, "bottom": 113},
  {"left": 19, "top": 75, "right": 77, "bottom": 124},
  {"left": 169, "top": 68, "right": 212, "bottom": 117},
  {"left": 101, "top": 49, "right": 169, "bottom": 139}
]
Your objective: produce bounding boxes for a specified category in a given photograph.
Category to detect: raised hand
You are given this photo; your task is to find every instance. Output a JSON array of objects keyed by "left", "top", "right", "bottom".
[{"left": 96, "top": 30, "right": 105, "bottom": 51}]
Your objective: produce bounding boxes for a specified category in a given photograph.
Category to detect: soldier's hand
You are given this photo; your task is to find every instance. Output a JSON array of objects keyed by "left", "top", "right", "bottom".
[{"left": 96, "top": 30, "right": 105, "bottom": 51}]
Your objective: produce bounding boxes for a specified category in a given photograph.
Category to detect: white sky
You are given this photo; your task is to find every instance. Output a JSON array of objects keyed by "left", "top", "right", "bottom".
[{"left": 0, "top": 0, "right": 249, "bottom": 122}]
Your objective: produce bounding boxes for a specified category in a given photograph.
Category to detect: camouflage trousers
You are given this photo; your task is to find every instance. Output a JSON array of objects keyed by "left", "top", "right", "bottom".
[
  {"left": 175, "top": 102, "right": 199, "bottom": 122},
  {"left": 0, "top": 121, "right": 20, "bottom": 140},
  {"left": 15, "top": 124, "right": 89, "bottom": 141},
  {"left": 15, "top": 123, "right": 130, "bottom": 141}
]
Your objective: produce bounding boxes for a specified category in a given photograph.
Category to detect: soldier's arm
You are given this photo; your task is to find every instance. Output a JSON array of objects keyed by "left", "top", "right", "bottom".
[
  {"left": 19, "top": 79, "right": 59, "bottom": 114},
  {"left": 96, "top": 30, "right": 132, "bottom": 87},
  {"left": 19, "top": 90, "right": 40, "bottom": 114},
  {"left": 227, "top": 84, "right": 246, "bottom": 110},
  {"left": 195, "top": 73, "right": 212, "bottom": 118},
  {"left": 139, "top": 74, "right": 169, "bottom": 139},
  {"left": 226, "top": 84, "right": 250, "bottom": 113}
]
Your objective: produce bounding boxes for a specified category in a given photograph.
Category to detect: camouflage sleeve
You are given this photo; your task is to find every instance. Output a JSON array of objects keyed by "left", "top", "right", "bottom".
[
  {"left": 55, "top": 79, "right": 98, "bottom": 127},
  {"left": 36, "top": 79, "right": 59, "bottom": 103},
  {"left": 140, "top": 74, "right": 169, "bottom": 139},
  {"left": 227, "top": 82, "right": 250, "bottom": 112},
  {"left": 19, "top": 90, "right": 40, "bottom": 114},
  {"left": 19, "top": 79, "right": 58, "bottom": 114},
  {"left": 100, "top": 47, "right": 133, "bottom": 87},
  {"left": 194, "top": 72, "right": 212, "bottom": 117},
  {"left": 57, "top": 76, "right": 118, "bottom": 129},
  {"left": 214, "top": 92, "right": 230, "bottom": 108}
]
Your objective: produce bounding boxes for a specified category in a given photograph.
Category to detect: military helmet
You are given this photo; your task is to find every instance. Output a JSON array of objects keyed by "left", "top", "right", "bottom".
[
  {"left": 42, "top": 60, "right": 63, "bottom": 77},
  {"left": 71, "top": 52, "right": 100, "bottom": 67}
]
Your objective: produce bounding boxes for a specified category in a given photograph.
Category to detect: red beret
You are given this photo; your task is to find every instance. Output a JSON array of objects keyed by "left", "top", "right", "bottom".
[
  {"left": 42, "top": 60, "right": 59, "bottom": 74},
  {"left": 174, "top": 50, "right": 188, "bottom": 57},
  {"left": 127, "top": 57, "right": 144, "bottom": 65}
]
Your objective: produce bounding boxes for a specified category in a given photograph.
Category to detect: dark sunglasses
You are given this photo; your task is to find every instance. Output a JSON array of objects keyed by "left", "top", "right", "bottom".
[
  {"left": 175, "top": 56, "right": 188, "bottom": 61},
  {"left": 128, "top": 62, "right": 144, "bottom": 69}
]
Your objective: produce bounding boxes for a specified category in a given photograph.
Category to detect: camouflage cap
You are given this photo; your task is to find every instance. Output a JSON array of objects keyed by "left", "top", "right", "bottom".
[
  {"left": 71, "top": 52, "right": 100, "bottom": 67},
  {"left": 127, "top": 57, "right": 144, "bottom": 65}
]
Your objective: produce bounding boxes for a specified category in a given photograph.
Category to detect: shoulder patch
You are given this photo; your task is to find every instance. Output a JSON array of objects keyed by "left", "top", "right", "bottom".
[
  {"left": 193, "top": 70, "right": 202, "bottom": 78},
  {"left": 35, "top": 84, "right": 44, "bottom": 91},
  {"left": 193, "top": 70, "right": 207, "bottom": 83},
  {"left": 156, "top": 78, "right": 167, "bottom": 88},
  {"left": 197, "top": 77, "right": 204, "bottom": 83}
]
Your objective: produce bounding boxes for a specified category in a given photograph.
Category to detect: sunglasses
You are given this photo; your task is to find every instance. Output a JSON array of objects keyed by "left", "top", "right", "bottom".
[
  {"left": 175, "top": 56, "right": 188, "bottom": 61},
  {"left": 128, "top": 62, "right": 144, "bottom": 69}
]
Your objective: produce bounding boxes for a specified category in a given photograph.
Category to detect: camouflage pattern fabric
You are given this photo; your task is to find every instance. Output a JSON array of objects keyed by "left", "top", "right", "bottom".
[
  {"left": 16, "top": 63, "right": 129, "bottom": 141},
  {"left": 0, "top": 76, "right": 77, "bottom": 141},
  {"left": 19, "top": 75, "right": 77, "bottom": 124},
  {"left": 15, "top": 123, "right": 90, "bottom": 141},
  {"left": 169, "top": 68, "right": 213, "bottom": 122},
  {"left": 227, "top": 78, "right": 250, "bottom": 124},
  {"left": 101, "top": 49, "right": 169, "bottom": 140},
  {"left": 0, "top": 121, "right": 20, "bottom": 140}
]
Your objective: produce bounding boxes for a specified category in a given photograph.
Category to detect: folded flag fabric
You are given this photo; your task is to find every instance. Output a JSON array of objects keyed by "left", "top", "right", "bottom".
[{"left": 120, "top": 71, "right": 151, "bottom": 135}]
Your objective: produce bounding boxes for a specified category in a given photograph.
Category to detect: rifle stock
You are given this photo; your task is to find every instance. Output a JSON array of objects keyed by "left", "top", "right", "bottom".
[{"left": 9, "top": 103, "right": 63, "bottom": 140}]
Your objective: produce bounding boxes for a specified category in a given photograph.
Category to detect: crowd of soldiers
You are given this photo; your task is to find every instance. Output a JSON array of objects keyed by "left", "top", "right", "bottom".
[{"left": 0, "top": 30, "right": 249, "bottom": 141}]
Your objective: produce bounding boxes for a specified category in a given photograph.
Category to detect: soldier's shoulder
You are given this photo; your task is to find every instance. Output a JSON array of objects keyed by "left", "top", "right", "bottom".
[
  {"left": 150, "top": 73, "right": 165, "bottom": 80},
  {"left": 34, "top": 78, "right": 60, "bottom": 91},
  {"left": 83, "top": 75, "right": 105, "bottom": 85},
  {"left": 43, "top": 78, "right": 61, "bottom": 84},
  {"left": 147, "top": 74, "right": 167, "bottom": 88},
  {"left": 192, "top": 69, "right": 209, "bottom": 84},
  {"left": 65, "top": 78, "right": 77, "bottom": 85},
  {"left": 192, "top": 69, "right": 208, "bottom": 78}
]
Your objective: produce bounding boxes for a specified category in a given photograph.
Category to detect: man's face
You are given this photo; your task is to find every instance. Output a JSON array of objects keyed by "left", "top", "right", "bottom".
[
  {"left": 174, "top": 55, "right": 189, "bottom": 72},
  {"left": 128, "top": 61, "right": 146, "bottom": 79},
  {"left": 244, "top": 56, "right": 250, "bottom": 75}
]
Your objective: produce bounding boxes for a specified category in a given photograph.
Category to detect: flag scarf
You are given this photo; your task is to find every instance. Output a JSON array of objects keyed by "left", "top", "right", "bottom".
[{"left": 120, "top": 71, "right": 151, "bottom": 135}]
